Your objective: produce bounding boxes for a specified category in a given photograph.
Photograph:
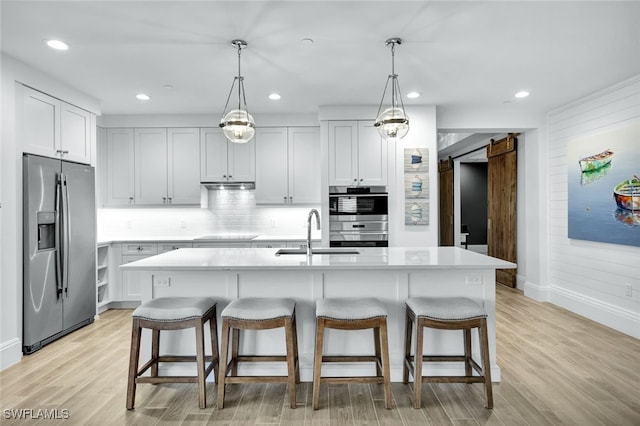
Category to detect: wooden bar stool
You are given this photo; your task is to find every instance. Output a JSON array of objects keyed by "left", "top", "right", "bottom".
[
  {"left": 403, "top": 297, "right": 493, "bottom": 409},
  {"left": 312, "top": 297, "right": 392, "bottom": 410},
  {"left": 217, "top": 297, "right": 299, "bottom": 409},
  {"left": 126, "top": 297, "right": 219, "bottom": 409}
]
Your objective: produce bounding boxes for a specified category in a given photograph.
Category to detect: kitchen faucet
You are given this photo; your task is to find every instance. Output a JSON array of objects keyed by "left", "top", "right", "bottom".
[{"left": 307, "top": 209, "right": 320, "bottom": 256}]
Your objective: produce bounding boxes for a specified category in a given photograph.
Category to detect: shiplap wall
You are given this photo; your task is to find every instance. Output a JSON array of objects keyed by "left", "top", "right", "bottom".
[{"left": 546, "top": 75, "right": 640, "bottom": 338}]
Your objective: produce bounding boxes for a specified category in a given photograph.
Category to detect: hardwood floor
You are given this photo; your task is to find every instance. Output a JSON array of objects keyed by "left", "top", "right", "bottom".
[{"left": 1, "top": 286, "right": 639, "bottom": 425}]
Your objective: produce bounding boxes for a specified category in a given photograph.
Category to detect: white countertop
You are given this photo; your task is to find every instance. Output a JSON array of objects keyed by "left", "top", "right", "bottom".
[
  {"left": 97, "top": 234, "right": 319, "bottom": 245},
  {"left": 119, "top": 247, "right": 517, "bottom": 271}
]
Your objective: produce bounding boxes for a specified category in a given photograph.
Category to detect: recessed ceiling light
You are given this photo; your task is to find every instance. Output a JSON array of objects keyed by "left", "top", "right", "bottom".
[
  {"left": 406, "top": 92, "right": 421, "bottom": 99},
  {"left": 136, "top": 93, "right": 151, "bottom": 101},
  {"left": 45, "top": 39, "right": 69, "bottom": 51},
  {"left": 268, "top": 93, "right": 281, "bottom": 100},
  {"left": 162, "top": 84, "right": 174, "bottom": 90},
  {"left": 301, "top": 38, "right": 314, "bottom": 45},
  {"left": 515, "top": 91, "right": 530, "bottom": 98}
]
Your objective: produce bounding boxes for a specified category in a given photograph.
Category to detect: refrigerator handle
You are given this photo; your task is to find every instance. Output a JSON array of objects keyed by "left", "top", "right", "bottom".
[
  {"left": 62, "top": 174, "right": 71, "bottom": 296},
  {"left": 55, "top": 175, "right": 63, "bottom": 297}
]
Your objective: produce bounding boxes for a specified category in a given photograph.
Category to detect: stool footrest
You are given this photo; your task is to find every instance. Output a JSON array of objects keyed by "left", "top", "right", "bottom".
[
  {"left": 419, "top": 376, "right": 487, "bottom": 384},
  {"left": 322, "top": 355, "right": 379, "bottom": 363},
  {"left": 137, "top": 376, "right": 201, "bottom": 384},
  {"left": 320, "top": 376, "right": 385, "bottom": 385},
  {"left": 223, "top": 376, "right": 291, "bottom": 384},
  {"left": 237, "top": 355, "right": 289, "bottom": 362}
]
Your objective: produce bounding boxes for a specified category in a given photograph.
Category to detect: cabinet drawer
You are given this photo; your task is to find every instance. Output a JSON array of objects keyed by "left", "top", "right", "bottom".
[
  {"left": 193, "top": 242, "right": 251, "bottom": 248},
  {"left": 123, "top": 243, "right": 158, "bottom": 255},
  {"left": 158, "top": 242, "right": 193, "bottom": 253},
  {"left": 252, "top": 241, "right": 288, "bottom": 248}
]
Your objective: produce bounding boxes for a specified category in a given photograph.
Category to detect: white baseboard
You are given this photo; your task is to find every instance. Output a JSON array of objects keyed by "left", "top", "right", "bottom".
[
  {"left": 549, "top": 285, "right": 640, "bottom": 339},
  {"left": 524, "top": 281, "right": 550, "bottom": 301},
  {"left": 0, "top": 338, "right": 22, "bottom": 371}
]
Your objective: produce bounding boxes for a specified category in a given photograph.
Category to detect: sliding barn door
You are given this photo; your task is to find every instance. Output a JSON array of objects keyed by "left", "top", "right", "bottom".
[
  {"left": 439, "top": 157, "right": 454, "bottom": 246},
  {"left": 487, "top": 135, "right": 517, "bottom": 287}
]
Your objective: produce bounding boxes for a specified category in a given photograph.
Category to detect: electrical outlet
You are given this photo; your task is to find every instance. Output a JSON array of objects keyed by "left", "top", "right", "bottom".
[
  {"left": 179, "top": 220, "right": 186, "bottom": 228},
  {"left": 126, "top": 220, "right": 132, "bottom": 229},
  {"left": 153, "top": 276, "right": 171, "bottom": 287},
  {"left": 270, "top": 218, "right": 276, "bottom": 228},
  {"left": 466, "top": 275, "right": 483, "bottom": 286},
  {"left": 625, "top": 283, "right": 633, "bottom": 297}
]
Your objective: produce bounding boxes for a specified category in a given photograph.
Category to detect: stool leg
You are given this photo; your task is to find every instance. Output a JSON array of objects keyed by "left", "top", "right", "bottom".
[
  {"left": 231, "top": 328, "right": 240, "bottom": 377},
  {"left": 379, "top": 318, "right": 392, "bottom": 410},
  {"left": 373, "top": 327, "right": 382, "bottom": 377},
  {"left": 217, "top": 318, "right": 230, "bottom": 409},
  {"left": 151, "top": 329, "right": 160, "bottom": 378},
  {"left": 312, "top": 317, "right": 325, "bottom": 410},
  {"left": 209, "top": 310, "right": 220, "bottom": 384},
  {"left": 403, "top": 310, "right": 412, "bottom": 384},
  {"left": 195, "top": 318, "right": 207, "bottom": 409},
  {"left": 464, "top": 328, "right": 472, "bottom": 378},
  {"left": 284, "top": 316, "right": 297, "bottom": 409},
  {"left": 479, "top": 319, "right": 493, "bottom": 409},
  {"left": 414, "top": 318, "right": 425, "bottom": 409},
  {"left": 292, "top": 312, "right": 300, "bottom": 384},
  {"left": 126, "top": 319, "right": 142, "bottom": 410}
]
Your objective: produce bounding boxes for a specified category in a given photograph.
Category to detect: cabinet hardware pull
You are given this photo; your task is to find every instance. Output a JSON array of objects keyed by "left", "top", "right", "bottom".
[
  {"left": 168, "top": 197, "right": 172, "bottom": 203},
  {"left": 228, "top": 175, "right": 232, "bottom": 179},
  {"left": 360, "top": 178, "right": 363, "bottom": 182},
  {"left": 162, "top": 197, "right": 166, "bottom": 203},
  {"left": 137, "top": 246, "right": 143, "bottom": 251}
]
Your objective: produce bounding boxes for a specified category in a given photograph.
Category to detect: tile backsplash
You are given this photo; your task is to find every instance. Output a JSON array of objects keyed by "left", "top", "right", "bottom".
[{"left": 97, "top": 189, "right": 320, "bottom": 240}]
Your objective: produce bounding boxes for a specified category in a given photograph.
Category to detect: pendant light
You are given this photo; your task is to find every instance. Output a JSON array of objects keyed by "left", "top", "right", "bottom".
[
  {"left": 219, "top": 39, "right": 255, "bottom": 143},
  {"left": 374, "top": 38, "right": 409, "bottom": 141}
]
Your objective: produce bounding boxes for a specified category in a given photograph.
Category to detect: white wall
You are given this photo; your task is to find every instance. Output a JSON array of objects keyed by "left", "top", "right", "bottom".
[
  {"left": 0, "top": 54, "right": 101, "bottom": 370},
  {"left": 544, "top": 75, "right": 640, "bottom": 338}
]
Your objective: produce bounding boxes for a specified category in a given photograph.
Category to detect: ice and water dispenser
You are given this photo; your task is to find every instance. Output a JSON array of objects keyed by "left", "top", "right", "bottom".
[{"left": 37, "top": 211, "right": 56, "bottom": 251}]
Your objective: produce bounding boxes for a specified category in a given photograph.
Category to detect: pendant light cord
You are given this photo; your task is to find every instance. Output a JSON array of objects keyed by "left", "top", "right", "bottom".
[{"left": 221, "top": 41, "right": 249, "bottom": 118}]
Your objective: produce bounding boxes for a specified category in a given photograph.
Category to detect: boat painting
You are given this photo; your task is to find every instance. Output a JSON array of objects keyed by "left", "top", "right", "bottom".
[
  {"left": 613, "top": 208, "right": 640, "bottom": 227},
  {"left": 580, "top": 162, "right": 611, "bottom": 186},
  {"left": 613, "top": 176, "right": 640, "bottom": 211},
  {"left": 579, "top": 149, "right": 614, "bottom": 172}
]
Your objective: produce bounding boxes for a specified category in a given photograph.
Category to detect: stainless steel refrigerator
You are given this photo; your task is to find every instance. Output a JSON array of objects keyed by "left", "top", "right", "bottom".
[{"left": 23, "top": 154, "right": 96, "bottom": 354}]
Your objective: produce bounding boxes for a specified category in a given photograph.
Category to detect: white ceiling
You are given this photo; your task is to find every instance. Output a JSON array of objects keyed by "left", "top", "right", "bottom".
[{"left": 2, "top": 1, "right": 639, "bottom": 120}]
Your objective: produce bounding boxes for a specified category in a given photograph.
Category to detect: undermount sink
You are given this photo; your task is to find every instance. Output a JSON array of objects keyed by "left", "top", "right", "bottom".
[{"left": 275, "top": 248, "right": 360, "bottom": 256}]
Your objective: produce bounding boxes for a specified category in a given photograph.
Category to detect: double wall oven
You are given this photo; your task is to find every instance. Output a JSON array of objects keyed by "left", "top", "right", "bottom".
[{"left": 329, "top": 186, "right": 388, "bottom": 247}]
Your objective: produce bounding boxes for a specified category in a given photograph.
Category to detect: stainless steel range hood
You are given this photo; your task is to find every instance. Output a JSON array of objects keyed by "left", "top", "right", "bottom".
[{"left": 201, "top": 182, "right": 255, "bottom": 190}]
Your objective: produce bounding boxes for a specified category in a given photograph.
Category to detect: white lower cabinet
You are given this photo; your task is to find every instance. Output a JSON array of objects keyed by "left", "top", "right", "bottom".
[{"left": 193, "top": 242, "right": 252, "bottom": 248}]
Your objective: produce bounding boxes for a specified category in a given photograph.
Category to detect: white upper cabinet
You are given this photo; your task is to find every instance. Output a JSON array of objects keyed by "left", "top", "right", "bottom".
[
  {"left": 135, "top": 128, "right": 168, "bottom": 205},
  {"left": 288, "top": 127, "right": 321, "bottom": 203},
  {"left": 167, "top": 128, "right": 201, "bottom": 205},
  {"left": 20, "top": 85, "right": 93, "bottom": 165},
  {"left": 106, "top": 128, "right": 135, "bottom": 206},
  {"left": 255, "top": 127, "right": 320, "bottom": 204},
  {"left": 104, "top": 127, "right": 200, "bottom": 206},
  {"left": 255, "top": 128, "right": 288, "bottom": 204},
  {"left": 200, "top": 128, "right": 255, "bottom": 182},
  {"left": 328, "top": 120, "right": 387, "bottom": 186}
]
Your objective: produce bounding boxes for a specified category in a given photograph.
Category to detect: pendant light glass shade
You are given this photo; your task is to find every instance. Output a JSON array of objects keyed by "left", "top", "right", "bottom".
[
  {"left": 374, "top": 38, "right": 409, "bottom": 141},
  {"left": 219, "top": 40, "right": 255, "bottom": 143},
  {"left": 220, "top": 109, "right": 255, "bottom": 143}
]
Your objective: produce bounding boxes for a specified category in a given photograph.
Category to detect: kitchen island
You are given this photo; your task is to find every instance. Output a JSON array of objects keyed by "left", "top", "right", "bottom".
[{"left": 120, "top": 247, "right": 516, "bottom": 382}]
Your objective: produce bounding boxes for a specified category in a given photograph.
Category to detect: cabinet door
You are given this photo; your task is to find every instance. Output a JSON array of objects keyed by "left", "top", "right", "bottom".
[
  {"left": 106, "top": 128, "right": 135, "bottom": 205},
  {"left": 255, "top": 127, "right": 289, "bottom": 204},
  {"left": 134, "top": 128, "right": 168, "bottom": 205},
  {"left": 200, "top": 128, "right": 229, "bottom": 181},
  {"left": 167, "top": 128, "right": 200, "bottom": 204},
  {"left": 357, "top": 121, "right": 387, "bottom": 185},
  {"left": 328, "top": 121, "right": 358, "bottom": 185},
  {"left": 288, "top": 127, "right": 320, "bottom": 204},
  {"left": 120, "top": 255, "right": 149, "bottom": 301},
  {"left": 20, "top": 86, "right": 60, "bottom": 158},
  {"left": 228, "top": 139, "right": 256, "bottom": 182},
  {"left": 60, "top": 102, "right": 92, "bottom": 164}
]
